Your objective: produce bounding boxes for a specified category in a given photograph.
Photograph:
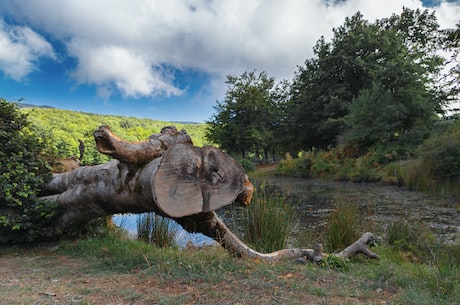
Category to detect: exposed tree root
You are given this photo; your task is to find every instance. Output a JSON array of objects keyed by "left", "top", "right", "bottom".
[{"left": 175, "top": 212, "right": 380, "bottom": 263}]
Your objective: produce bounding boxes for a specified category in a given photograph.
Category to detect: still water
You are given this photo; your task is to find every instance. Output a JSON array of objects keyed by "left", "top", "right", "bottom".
[{"left": 114, "top": 177, "right": 460, "bottom": 246}]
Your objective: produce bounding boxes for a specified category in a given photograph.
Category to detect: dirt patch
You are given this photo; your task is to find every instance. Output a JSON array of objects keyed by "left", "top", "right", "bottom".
[{"left": 0, "top": 247, "right": 395, "bottom": 305}]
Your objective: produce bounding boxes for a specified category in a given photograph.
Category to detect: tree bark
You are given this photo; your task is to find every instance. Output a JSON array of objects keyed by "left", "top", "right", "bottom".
[{"left": 41, "top": 125, "right": 379, "bottom": 262}]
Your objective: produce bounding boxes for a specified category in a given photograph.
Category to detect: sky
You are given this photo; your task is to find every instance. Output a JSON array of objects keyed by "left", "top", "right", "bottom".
[{"left": 0, "top": 0, "right": 459, "bottom": 122}]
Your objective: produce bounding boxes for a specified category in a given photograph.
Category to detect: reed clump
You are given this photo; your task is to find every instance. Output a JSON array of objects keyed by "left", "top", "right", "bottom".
[
  {"left": 228, "top": 182, "right": 297, "bottom": 253},
  {"left": 324, "top": 201, "right": 360, "bottom": 252},
  {"left": 137, "top": 212, "right": 178, "bottom": 248}
]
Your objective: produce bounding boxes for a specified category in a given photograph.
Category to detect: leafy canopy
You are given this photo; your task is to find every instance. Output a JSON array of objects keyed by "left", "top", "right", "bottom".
[
  {"left": 0, "top": 98, "right": 56, "bottom": 243},
  {"left": 206, "top": 70, "right": 285, "bottom": 161}
]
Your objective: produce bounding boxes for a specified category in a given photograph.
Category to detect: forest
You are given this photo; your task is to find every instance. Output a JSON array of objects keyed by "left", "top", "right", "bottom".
[
  {"left": 205, "top": 8, "right": 460, "bottom": 194},
  {"left": 21, "top": 106, "right": 210, "bottom": 166},
  {"left": 207, "top": 8, "right": 460, "bottom": 165}
]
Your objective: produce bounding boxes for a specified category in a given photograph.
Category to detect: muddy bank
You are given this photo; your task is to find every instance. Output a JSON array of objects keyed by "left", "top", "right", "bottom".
[{"left": 256, "top": 177, "right": 459, "bottom": 245}]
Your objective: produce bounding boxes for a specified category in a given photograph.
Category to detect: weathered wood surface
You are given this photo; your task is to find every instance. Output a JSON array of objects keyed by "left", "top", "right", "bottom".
[{"left": 154, "top": 143, "right": 247, "bottom": 217}]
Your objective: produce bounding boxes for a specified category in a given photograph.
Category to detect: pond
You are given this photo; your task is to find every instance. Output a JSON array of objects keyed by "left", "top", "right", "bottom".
[
  {"left": 113, "top": 177, "right": 460, "bottom": 247},
  {"left": 256, "top": 177, "right": 459, "bottom": 245}
]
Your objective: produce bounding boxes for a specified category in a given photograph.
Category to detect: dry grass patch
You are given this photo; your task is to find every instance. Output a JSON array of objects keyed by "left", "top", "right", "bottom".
[{"left": 0, "top": 242, "right": 398, "bottom": 305}]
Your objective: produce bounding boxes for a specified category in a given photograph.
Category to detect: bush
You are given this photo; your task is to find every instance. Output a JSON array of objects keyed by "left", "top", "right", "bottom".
[
  {"left": 0, "top": 99, "right": 56, "bottom": 243},
  {"left": 277, "top": 152, "right": 312, "bottom": 177},
  {"left": 419, "top": 121, "right": 460, "bottom": 180},
  {"left": 236, "top": 157, "right": 256, "bottom": 173},
  {"left": 400, "top": 121, "right": 460, "bottom": 194}
]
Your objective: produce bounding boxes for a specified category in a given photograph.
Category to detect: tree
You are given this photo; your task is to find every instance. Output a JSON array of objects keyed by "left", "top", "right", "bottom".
[
  {"left": 288, "top": 8, "right": 445, "bottom": 152},
  {"left": 0, "top": 99, "right": 55, "bottom": 243},
  {"left": 39, "top": 125, "right": 379, "bottom": 262},
  {"left": 441, "top": 22, "right": 460, "bottom": 105},
  {"left": 206, "top": 71, "right": 280, "bottom": 161},
  {"left": 345, "top": 86, "right": 408, "bottom": 147}
]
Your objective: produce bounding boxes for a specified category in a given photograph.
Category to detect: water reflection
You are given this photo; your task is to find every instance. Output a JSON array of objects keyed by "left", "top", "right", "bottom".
[{"left": 112, "top": 214, "right": 215, "bottom": 247}]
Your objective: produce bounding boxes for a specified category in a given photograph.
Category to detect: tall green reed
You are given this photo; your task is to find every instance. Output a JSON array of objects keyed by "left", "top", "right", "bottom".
[
  {"left": 137, "top": 212, "right": 178, "bottom": 248},
  {"left": 325, "top": 201, "right": 360, "bottom": 252},
  {"left": 231, "top": 182, "right": 297, "bottom": 253}
]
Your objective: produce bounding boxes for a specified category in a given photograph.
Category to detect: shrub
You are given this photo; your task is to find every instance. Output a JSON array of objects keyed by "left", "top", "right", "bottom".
[
  {"left": 236, "top": 156, "right": 256, "bottom": 173},
  {"left": 277, "top": 152, "right": 312, "bottom": 177},
  {"left": 0, "top": 99, "right": 56, "bottom": 243},
  {"left": 400, "top": 121, "right": 460, "bottom": 194}
]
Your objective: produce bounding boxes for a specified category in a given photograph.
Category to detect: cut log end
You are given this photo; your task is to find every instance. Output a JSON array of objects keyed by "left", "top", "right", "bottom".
[{"left": 153, "top": 144, "right": 248, "bottom": 218}]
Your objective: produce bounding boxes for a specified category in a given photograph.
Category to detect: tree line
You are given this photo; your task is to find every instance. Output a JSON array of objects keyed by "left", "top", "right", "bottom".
[
  {"left": 206, "top": 8, "right": 460, "bottom": 162},
  {"left": 20, "top": 107, "right": 210, "bottom": 166}
]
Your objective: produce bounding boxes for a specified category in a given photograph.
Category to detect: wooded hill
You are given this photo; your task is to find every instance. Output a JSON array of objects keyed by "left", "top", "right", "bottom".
[{"left": 21, "top": 106, "right": 208, "bottom": 166}]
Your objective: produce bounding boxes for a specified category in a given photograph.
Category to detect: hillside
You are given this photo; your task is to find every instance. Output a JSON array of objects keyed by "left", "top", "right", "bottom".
[{"left": 21, "top": 107, "right": 209, "bottom": 165}]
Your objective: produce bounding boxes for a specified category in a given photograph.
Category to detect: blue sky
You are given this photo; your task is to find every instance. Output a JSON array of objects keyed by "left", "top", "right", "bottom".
[{"left": 1, "top": 0, "right": 459, "bottom": 122}]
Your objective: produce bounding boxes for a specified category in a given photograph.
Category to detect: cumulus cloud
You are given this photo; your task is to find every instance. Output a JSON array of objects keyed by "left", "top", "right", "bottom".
[
  {"left": 434, "top": 1, "right": 460, "bottom": 28},
  {"left": 68, "top": 43, "right": 183, "bottom": 98},
  {"left": 0, "top": 19, "right": 55, "bottom": 81},
  {"left": 0, "top": 0, "right": 458, "bottom": 98}
]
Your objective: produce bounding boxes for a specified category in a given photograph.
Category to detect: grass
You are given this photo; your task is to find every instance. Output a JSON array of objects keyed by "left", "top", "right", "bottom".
[
  {"left": 325, "top": 200, "right": 360, "bottom": 252},
  {"left": 137, "top": 212, "right": 178, "bottom": 248},
  {"left": 1, "top": 234, "right": 459, "bottom": 304},
  {"left": 236, "top": 182, "right": 297, "bottom": 253},
  {"left": 2, "top": 163, "right": 459, "bottom": 304}
]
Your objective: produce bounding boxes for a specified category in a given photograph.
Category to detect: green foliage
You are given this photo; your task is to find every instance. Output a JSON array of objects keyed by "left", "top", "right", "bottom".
[
  {"left": 418, "top": 121, "right": 460, "bottom": 181},
  {"left": 0, "top": 99, "right": 57, "bottom": 243},
  {"left": 346, "top": 86, "right": 409, "bottom": 149},
  {"left": 321, "top": 255, "right": 351, "bottom": 271},
  {"left": 22, "top": 107, "right": 209, "bottom": 165},
  {"left": 324, "top": 201, "right": 360, "bottom": 252},
  {"left": 281, "top": 8, "right": 443, "bottom": 152},
  {"left": 386, "top": 220, "right": 434, "bottom": 256},
  {"left": 227, "top": 182, "right": 296, "bottom": 253},
  {"left": 400, "top": 121, "right": 460, "bottom": 194},
  {"left": 442, "top": 22, "right": 460, "bottom": 100},
  {"left": 206, "top": 70, "right": 286, "bottom": 160},
  {"left": 137, "top": 212, "right": 177, "bottom": 248},
  {"left": 234, "top": 156, "right": 256, "bottom": 173}
]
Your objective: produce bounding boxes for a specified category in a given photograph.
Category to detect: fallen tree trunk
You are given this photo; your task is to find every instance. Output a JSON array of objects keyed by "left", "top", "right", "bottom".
[{"left": 41, "top": 125, "right": 379, "bottom": 262}]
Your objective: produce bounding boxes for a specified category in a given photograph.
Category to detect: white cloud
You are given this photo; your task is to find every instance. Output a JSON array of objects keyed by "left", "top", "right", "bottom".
[
  {"left": 68, "top": 43, "right": 183, "bottom": 98},
  {"left": 0, "top": 0, "right": 459, "bottom": 98},
  {"left": 435, "top": 1, "right": 460, "bottom": 29},
  {"left": 0, "top": 19, "right": 55, "bottom": 81}
]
